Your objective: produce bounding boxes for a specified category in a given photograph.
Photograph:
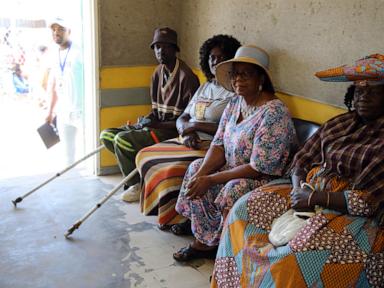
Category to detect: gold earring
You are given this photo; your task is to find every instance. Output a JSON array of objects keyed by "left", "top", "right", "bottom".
[{"left": 258, "top": 84, "right": 263, "bottom": 91}]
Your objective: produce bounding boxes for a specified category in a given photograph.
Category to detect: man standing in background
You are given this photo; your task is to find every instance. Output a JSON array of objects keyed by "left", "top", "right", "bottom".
[{"left": 46, "top": 17, "right": 84, "bottom": 165}]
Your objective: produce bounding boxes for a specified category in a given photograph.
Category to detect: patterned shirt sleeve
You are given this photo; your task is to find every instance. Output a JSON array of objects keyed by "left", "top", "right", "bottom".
[{"left": 250, "top": 103, "right": 294, "bottom": 176}]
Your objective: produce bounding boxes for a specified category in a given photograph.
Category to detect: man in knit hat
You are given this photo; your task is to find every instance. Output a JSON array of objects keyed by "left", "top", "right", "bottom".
[{"left": 101, "top": 27, "right": 200, "bottom": 202}]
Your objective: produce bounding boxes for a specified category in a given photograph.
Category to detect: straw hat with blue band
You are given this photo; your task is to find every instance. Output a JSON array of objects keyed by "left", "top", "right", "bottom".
[{"left": 215, "top": 45, "right": 272, "bottom": 92}]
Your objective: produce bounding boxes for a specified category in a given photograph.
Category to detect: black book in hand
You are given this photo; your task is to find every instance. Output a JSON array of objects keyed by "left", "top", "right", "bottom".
[{"left": 37, "top": 119, "right": 60, "bottom": 149}]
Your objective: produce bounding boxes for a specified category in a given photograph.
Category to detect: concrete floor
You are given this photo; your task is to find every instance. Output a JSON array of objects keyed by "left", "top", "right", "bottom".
[{"left": 0, "top": 170, "right": 213, "bottom": 288}]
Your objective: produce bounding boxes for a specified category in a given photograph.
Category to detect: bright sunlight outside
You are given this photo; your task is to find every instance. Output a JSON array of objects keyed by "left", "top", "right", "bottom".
[{"left": 0, "top": 0, "right": 84, "bottom": 179}]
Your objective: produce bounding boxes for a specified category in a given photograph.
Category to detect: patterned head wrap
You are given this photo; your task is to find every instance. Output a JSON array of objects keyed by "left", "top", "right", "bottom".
[{"left": 315, "top": 54, "right": 384, "bottom": 82}]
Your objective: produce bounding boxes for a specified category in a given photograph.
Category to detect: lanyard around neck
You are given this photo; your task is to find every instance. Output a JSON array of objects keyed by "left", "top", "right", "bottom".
[{"left": 59, "top": 43, "right": 72, "bottom": 74}]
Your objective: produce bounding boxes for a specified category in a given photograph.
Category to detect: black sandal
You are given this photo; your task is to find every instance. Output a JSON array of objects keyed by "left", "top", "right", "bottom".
[
  {"left": 157, "top": 224, "right": 172, "bottom": 231},
  {"left": 173, "top": 245, "right": 217, "bottom": 262},
  {"left": 170, "top": 220, "right": 192, "bottom": 236}
]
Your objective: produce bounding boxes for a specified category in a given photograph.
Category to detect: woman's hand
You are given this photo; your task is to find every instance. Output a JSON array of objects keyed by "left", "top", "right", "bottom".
[
  {"left": 186, "top": 174, "right": 214, "bottom": 199},
  {"left": 290, "top": 186, "right": 314, "bottom": 212},
  {"left": 177, "top": 113, "right": 196, "bottom": 136},
  {"left": 291, "top": 167, "right": 307, "bottom": 189},
  {"left": 179, "top": 122, "right": 196, "bottom": 136},
  {"left": 183, "top": 133, "right": 199, "bottom": 149}
]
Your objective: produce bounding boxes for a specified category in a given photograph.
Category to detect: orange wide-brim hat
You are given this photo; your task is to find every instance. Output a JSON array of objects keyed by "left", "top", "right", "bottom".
[{"left": 315, "top": 54, "right": 384, "bottom": 82}]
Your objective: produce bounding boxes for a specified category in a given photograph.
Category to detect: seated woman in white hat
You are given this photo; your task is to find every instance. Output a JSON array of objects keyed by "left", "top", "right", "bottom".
[{"left": 173, "top": 45, "right": 297, "bottom": 261}]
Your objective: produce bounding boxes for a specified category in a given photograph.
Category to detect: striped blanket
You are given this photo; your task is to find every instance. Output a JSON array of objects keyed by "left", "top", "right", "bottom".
[{"left": 136, "top": 138, "right": 207, "bottom": 225}]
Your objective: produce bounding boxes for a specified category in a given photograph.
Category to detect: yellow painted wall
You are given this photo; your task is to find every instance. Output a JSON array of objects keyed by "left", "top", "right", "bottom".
[
  {"left": 99, "top": 66, "right": 346, "bottom": 168},
  {"left": 100, "top": 66, "right": 155, "bottom": 89},
  {"left": 99, "top": 66, "right": 206, "bottom": 89},
  {"left": 277, "top": 93, "right": 346, "bottom": 124},
  {"left": 99, "top": 66, "right": 155, "bottom": 166},
  {"left": 100, "top": 106, "right": 152, "bottom": 166}
]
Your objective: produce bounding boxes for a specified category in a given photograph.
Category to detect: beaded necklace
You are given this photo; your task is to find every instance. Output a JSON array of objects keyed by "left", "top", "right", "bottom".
[{"left": 240, "top": 97, "right": 258, "bottom": 119}]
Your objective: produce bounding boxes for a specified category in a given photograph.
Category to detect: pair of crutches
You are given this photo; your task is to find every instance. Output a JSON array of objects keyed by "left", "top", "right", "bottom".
[{"left": 11, "top": 144, "right": 138, "bottom": 238}]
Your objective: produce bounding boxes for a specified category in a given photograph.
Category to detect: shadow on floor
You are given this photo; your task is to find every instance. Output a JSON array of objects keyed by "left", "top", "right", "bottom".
[{"left": 0, "top": 170, "right": 212, "bottom": 288}]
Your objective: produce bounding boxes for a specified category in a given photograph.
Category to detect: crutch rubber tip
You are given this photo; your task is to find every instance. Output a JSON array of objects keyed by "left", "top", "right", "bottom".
[
  {"left": 12, "top": 197, "right": 23, "bottom": 207},
  {"left": 64, "top": 228, "right": 75, "bottom": 238},
  {"left": 64, "top": 221, "right": 81, "bottom": 238}
]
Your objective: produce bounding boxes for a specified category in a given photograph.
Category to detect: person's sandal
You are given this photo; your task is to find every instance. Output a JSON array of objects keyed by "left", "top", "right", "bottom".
[
  {"left": 158, "top": 224, "right": 172, "bottom": 231},
  {"left": 173, "top": 245, "right": 217, "bottom": 262},
  {"left": 170, "top": 220, "right": 192, "bottom": 236}
]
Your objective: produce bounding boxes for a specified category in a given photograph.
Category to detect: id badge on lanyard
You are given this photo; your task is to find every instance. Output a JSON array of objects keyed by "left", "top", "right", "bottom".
[
  {"left": 57, "top": 43, "right": 71, "bottom": 94},
  {"left": 57, "top": 75, "right": 65, "bottom": 94}
]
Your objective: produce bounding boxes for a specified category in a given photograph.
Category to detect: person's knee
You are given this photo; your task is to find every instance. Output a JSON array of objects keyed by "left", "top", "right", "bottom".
[
  {"left": 115, "top": 130, "right": 134, "bottom": 142},
  {"left": 225, "top": 179, "right": 241, "bottom": 189},
  {"left": 190, "top": 158, "right": 204, "bottom": 168},
  {"left": 114, "top": 131, "right": 136, "bottom": 153},
  {"left": 221, "top": 179, "right": 245, "bottom": 199},
  {"left": 100, "top": 129, "right": 116, "bottom": 143}
]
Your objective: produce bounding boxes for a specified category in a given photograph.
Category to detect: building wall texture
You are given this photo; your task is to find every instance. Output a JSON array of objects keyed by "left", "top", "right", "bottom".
[
  {"left": 99, "top": 0, "right": 181, "bottom": 66},
  {"left": 99, "top": 0, "right": 384, "bottom": 107}
]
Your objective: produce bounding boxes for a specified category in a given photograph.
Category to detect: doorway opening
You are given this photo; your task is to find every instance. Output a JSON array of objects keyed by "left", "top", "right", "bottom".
[{"left": 0, "top": 0, "right": 98, "bottom": 180}]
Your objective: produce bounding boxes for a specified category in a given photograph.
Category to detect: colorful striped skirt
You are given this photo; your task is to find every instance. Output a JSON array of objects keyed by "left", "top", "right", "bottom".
[{"left": 135, "top": 138, "right": 207, "bottom": 225}]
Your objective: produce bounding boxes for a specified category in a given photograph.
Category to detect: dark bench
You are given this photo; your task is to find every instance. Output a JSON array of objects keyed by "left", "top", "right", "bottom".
[{"left": 292, "top": 118, "right": 320, "bottom": 146}]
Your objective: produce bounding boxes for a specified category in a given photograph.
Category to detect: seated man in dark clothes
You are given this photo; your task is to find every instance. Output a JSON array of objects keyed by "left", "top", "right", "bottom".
[{"left": 100, "top": 27, "right": 200, "bottom": 202}]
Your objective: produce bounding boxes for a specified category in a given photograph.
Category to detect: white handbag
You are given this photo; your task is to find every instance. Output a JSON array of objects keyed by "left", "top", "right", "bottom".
[{"left": 268, "top": 209, "right": 315, "bottom": 247}]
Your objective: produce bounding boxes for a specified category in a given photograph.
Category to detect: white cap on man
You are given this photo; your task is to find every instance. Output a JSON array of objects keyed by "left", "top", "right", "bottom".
[{"left": 48, "top": 17, "right": 71, "bottom": 30}]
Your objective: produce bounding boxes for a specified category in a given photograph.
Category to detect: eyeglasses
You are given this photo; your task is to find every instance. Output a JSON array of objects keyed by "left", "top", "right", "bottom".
[{"left": 228, "top": 70, "right": 257, "bottom": 80}]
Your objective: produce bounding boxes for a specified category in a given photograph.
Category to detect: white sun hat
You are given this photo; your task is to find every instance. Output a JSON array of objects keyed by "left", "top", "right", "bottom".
[{"left": 215, "top": 45, "right": 272, "bottom": 91}]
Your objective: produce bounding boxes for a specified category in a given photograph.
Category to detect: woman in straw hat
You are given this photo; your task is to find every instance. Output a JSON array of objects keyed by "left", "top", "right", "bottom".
[
  {"left": 173, "top": 45, "right": 297, "bottom": 261},
  {"left": 211, "top": 54, "right": 384, "bottom": 288}
]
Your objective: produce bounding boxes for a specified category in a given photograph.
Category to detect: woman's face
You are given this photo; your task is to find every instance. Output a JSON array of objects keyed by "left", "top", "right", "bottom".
[
  {"left": 353, "top": 81, "right": 384, "bottom": 121},
  {"left": 208, "top": 47, "right": 225, "bottom": 76},
  {"left": 230, "top": 63, "right": 263, "bottom": 97}
]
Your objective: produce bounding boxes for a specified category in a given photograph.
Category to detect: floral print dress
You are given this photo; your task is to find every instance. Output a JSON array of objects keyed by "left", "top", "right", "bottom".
[{"left": 175, "top": 97, "right": 296, "bottom": 246}]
